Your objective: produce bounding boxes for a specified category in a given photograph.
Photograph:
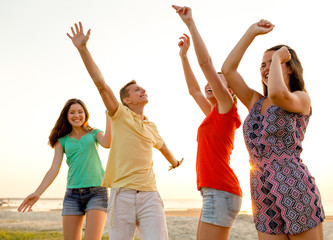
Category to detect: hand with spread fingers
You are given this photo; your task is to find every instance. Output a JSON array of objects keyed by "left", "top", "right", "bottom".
[
  {"left": 67, "top": 21, "right": 91, "bottom": 50},
  {"left": 17, "top": 192, "right": 40, "bottom": 212}
]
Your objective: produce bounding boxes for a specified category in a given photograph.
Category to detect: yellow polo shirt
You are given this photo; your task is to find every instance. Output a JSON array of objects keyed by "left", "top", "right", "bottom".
[{"left": 102, "top": 104, "right": 164, "bottom": 191}]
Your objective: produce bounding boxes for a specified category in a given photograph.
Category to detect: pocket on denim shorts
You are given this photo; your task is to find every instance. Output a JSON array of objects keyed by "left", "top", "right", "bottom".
[
  {"left": 64, "top": 188, "right": 74, "bottom": 199},
  {"left": 201, "top": 190, "right": 215, "bottom": 219},
  {"left": 86, "top": 187, "right": 108, "bottom": 212},
  {"left": 91, "top": 186, "right": 107, "bottom": 196},
  {"left": 226, "top": 193, "right": 242, "bottom": 217}
]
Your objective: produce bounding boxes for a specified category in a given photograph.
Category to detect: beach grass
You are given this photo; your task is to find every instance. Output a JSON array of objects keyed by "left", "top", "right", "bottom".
[
  {"left": 0, "top": 229, "right": 113, "bottom": 240},
  {"left": 0, "top": 229, "right": 146, "bottom": 240},
  {"left": 0, "top": 229, "right": 64, "bottom": 240}
]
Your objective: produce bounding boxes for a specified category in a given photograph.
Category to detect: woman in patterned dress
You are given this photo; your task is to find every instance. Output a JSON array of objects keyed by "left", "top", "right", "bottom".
[{"left": 222, "top": 19, "right": 325, "bottom": 239}]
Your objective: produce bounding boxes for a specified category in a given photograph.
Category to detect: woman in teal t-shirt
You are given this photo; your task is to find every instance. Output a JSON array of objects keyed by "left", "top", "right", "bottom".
[{"left": 18, "top": 98, "right": 111, "bottom": 240}]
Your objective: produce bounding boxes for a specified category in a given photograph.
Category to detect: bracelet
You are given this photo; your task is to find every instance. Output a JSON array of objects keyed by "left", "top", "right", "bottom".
[
  {"left": 172, "top": 161, "right": 179, "bottom": 169},
  {"left": 169, "top": 160, "right": 181, "bottom": 171}
]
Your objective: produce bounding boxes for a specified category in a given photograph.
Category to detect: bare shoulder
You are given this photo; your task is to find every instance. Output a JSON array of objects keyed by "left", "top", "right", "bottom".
[
  {"left": 293, "top": 91, "right": 311, "bottom": 115},
  {"left": 247, "top": 90, "right": 264, "bottom": 110}
]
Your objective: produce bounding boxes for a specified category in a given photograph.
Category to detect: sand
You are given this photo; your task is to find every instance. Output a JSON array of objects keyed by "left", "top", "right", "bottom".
[{"left": 0, "top": 207, "right": 332, "bottom": 240}]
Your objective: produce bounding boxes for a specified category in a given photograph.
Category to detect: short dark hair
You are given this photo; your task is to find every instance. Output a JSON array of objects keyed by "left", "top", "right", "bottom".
[{"left": 119, "top": 80, "right": 137, "bottom": 106}]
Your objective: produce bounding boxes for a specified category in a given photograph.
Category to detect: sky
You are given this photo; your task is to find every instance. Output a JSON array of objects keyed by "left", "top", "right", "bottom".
[{"left": 1, "top": 0, "right": 333, "bottom": 213}]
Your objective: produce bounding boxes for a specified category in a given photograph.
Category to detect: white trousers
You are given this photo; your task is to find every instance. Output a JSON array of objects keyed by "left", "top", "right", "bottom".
[{"left": 107, "top": 188, "right": 168, "bottom": 240}]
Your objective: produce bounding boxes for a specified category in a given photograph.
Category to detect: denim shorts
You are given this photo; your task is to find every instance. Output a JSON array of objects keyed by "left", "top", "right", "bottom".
[
  {"left": 200, "top": 187, "right": 242, "bottom": 227},
  {"left": 62, "top": 186, "right": 108, "bottom": 216}
]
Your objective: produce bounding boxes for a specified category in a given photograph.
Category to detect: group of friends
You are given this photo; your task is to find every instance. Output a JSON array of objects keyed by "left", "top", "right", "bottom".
[{"left": 17, "top": 5, "right": 325, "bottom": 240}]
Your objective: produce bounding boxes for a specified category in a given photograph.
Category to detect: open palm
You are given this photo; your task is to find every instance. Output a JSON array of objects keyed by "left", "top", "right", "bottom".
[
  {"left": 17, "top": 193, "right": 40, "bottom": 212},
  {"left": 67, "top": 21, "right": 91, "bottom": 49}
]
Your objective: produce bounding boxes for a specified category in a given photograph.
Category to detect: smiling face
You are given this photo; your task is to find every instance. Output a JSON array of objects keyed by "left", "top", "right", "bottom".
[
  {"left": 124, "top": 84, "right": 148, "bottom": 106},
  {"left": 204, "top": 83, "right": 215, "bottom": 100},
  {"left": 205, "top": 74, "right": 234, "bottom": 103},
  {"left": 260, "top": 50, "right": 273, "bottom": 86},
  {"left": 67, "top": 103, "right": 86, "bottom": 128},
  {"left": 260, "top": 50, "right": 291, "bottom": 89}
]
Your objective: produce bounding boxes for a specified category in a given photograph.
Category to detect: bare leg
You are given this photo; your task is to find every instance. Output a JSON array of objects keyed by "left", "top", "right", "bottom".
[
  {"left": 84, "top": 209, "right": 107, "bottom": 240},
  {"left": 257, "top": 232, "right": 289, "bottom": 240},
  {"left": 196, "top": 214, "right": 202, "bottom": 238},
  {"left": 289, "top": 223, "right": 323, "bottom": 240},
  {"left": 63, "top": 215, "right": 85, "bottom": 240},
  {"left": 197, "top": 219, "right": 231, "bottom": 240}
]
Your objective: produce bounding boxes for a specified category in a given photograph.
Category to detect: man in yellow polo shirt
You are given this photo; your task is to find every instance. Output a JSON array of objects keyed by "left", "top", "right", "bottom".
[{"left": 68, "top": 22, "right": 183, "bottom": 240}]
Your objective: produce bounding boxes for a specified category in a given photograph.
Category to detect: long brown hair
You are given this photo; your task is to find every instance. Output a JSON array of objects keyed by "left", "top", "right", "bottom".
[
  {"left": 262, "top": 44, "right": 307, "bottom": 96},
  {"left": 48, "top": 99, "right": 92, "bottom": 148}
]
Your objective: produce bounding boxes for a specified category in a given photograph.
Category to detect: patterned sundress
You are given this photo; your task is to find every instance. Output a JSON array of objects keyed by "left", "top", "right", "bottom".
[{"left": 243, "top": 97, "right": 325, "bottom": 235}]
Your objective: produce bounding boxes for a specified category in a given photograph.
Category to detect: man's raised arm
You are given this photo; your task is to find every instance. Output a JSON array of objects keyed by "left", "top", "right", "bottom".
[{"left": 67, "top": 22, "right": 119, "bottom": 116}]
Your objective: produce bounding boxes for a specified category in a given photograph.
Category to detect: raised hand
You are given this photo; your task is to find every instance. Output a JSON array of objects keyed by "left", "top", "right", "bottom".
[
  {"left": 67, "top": 22, "right": 91, "bottom": 50},
  {"left": 172, "top": 5, "right": 193, "bottom": 25},
  {"left": 178, "top": 33, "right": 190, "bottom": 57},
  {"left": 17, "top": 192, "right": 40, "bottom": 212},
  {"left": 273, "top": 46, "right": 291, "bottom": 64},
  {"left": 249, "top": 19, "right": 275, "bottom": 36}
]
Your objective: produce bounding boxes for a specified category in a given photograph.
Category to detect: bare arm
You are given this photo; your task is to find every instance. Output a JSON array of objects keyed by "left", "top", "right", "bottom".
[
  {"left": 159, "top": 143, "right": 184, "bottom": 171},
  {"left": 173, "top": 6, "right": 233, "bottom": 114},
  {"left": 17, "top": 142, "right": 64, "bottom": 212},
  {"left": 67, "top": 22, "right": 119, "bottom": 116},
  {"left": 178, "top": 33, "right": 211, "bottom": 115},
  {"left": 222, "top": 20, "right": 274, "bottom": 109},
  {"left": 268, "top": 47, "right": 311, "bottom": 114},
  {"left": 96, "top": 110, "right": 112, "bottom": 148}
]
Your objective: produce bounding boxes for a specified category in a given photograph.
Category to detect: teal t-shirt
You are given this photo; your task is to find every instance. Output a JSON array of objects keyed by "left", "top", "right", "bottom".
[{"left": 58, "top": 129, "right": 105, "bottom": 188}]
